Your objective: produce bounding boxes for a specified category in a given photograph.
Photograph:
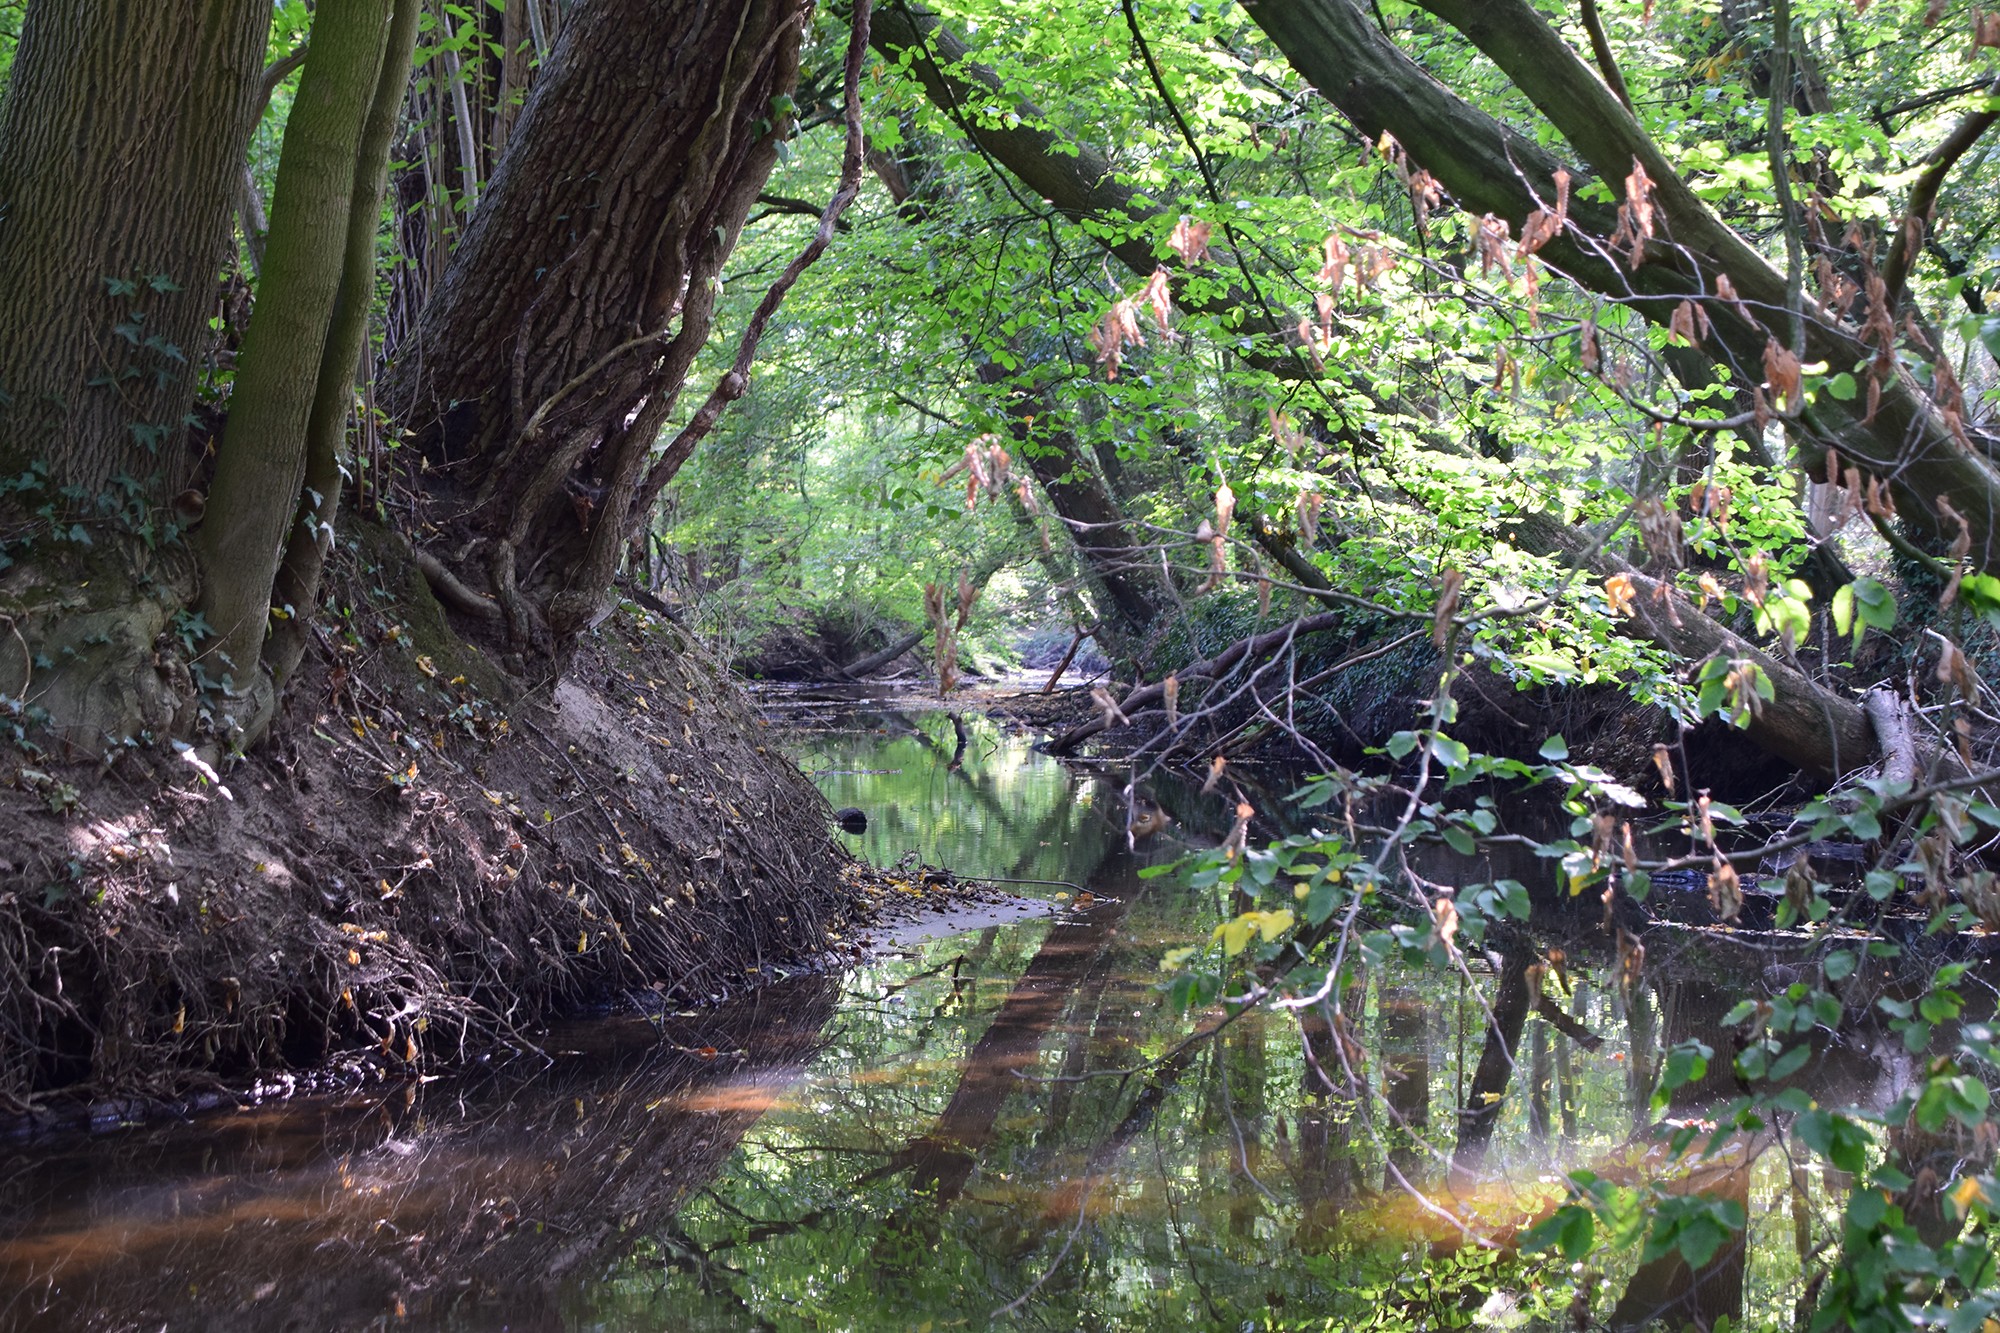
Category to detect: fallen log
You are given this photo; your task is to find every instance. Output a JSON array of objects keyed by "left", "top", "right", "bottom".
[
  {"left": 838, "top": 629, "right": 924, "bottom": 680},
  {"left": 1506, "top": 512, "right": 1875, "bottom": 782}
]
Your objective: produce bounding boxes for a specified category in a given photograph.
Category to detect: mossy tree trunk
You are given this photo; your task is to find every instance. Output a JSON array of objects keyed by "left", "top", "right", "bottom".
[
  {"left": 0, "top": 0, "right": 269, "bottom": 497},
  {"left": 380, "top": 0, "right": 809, "bottom": 659},
  {"left": 267, "top": 0, "right": 423, "bottom": 691},
  {"left": 195, "top": 0, "right": 395, "bottom": 734}
]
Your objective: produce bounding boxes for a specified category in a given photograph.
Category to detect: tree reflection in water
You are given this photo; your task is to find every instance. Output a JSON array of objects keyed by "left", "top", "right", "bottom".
[{"left": 3, "top": 705, "right": 1994, "bottom": 1330}]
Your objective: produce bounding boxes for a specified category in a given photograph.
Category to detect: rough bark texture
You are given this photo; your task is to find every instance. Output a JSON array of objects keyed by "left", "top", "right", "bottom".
[
  {"left": 197, "top": 0, "right": 393, "bottom": 724},
  {"left": 380, "top": 0, "right": 809, "bottom": 652},
  {"left": 0, "top": 0, "right": 268, "bottom": 495},
  {"left": 1249, "top": 0, "right": 2000, "bottom": 573}
]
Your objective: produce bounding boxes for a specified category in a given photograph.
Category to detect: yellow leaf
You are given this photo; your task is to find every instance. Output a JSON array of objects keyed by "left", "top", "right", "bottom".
[
  {"left": 1256, "top": 908, "right": 1296, "bottom": 941},
  {"left": 1217, "top": 915, "right": 1256, "bottom": 958},
  {"left": 1604, "top": 572, "right": 1636, "bottom": 618},
  {"left": 578, "top": 931, "right": 588, "bottom": 953}
]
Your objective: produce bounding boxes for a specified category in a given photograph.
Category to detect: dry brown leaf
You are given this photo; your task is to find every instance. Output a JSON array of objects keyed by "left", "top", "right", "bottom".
[
  {"left": 1763, "top": 339, "right": 1802, "bottom": 410},
  {"left": 1168, "top": 215, "right": 1212, "bottom": 264},
  {"left": 1297, "top": 490, "right": 1323, "bottom": 549},
  {"left": 1609, "top": 158, "right": 1655, "bottom": 270},
  {"left": 1318, "top": 232, "right": 1348, "bottom": 291},
  {"left": 1141, "top": 267, "right": 1174, "bottom": 337},
  {"left": 1432, "top": 568, "right": 1464, "bottom": 647}
]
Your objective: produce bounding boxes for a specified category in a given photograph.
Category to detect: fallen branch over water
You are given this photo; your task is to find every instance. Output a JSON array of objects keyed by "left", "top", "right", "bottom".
[
  {"left": 839, "top": 629, "right": 924, "bottom": 679},
  {"left": 1043, "top": 611, "right": 1346, "bottom": 755}
]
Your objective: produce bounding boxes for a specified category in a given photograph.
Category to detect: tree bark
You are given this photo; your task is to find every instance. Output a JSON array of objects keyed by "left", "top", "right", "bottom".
[
  {"left": 974, "top": 359, "right": 1166, "bottom": 647},
  {"left": 1451, "top": 950, "right": 1533, "bottom": 1180},
  {"left": 195, "top": 0, "right": 393, "bottom": 725},
  {"left": 0, "top": 0, "right": 269, "bottom": 497},
  {"left": 380, "top": 0, "right": 809, "bottom": 653},
  {"left": 837, "top": 628, "right": 924, "bottom": 680},
  {"left": 266, "top": 0, "right": 422, "bottom": 690}
]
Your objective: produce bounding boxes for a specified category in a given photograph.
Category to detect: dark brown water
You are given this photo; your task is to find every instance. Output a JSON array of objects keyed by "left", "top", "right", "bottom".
[{"left": 0, "top": 704, "right": 1975, "bottom": 1330}]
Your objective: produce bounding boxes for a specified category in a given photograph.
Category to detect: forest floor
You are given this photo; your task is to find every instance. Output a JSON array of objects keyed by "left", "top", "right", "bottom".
[{"left": 0, "top": 528, "right": 869, "bottom": 1133}]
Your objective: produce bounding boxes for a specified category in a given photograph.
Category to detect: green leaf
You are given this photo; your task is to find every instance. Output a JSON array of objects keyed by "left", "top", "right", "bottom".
[
  {"left": 1522, "top": 1204, "right": 1595, "bottom": 1260},
  {"left": 1767, "top": 1043, "right": 1811, "bottom": 1080},
  {"left": 1831, "top": 583, "right": 1855, "bottom": 640},
  {"left": 1825, "top": 371, "right": 1857, "bottom": 401},
  {"left": 1429, "top": 734, "right": 1469, "bottom": 769},
  {"left": 1653, "top": 1040, "right": 1712, "bottom": 1109},
  {"left": 1796, "top": 1108, "right": 1872, "bottom": 1173},
  {"left": 1539, "top": 734, "right": 1569, "bottom": 761}
]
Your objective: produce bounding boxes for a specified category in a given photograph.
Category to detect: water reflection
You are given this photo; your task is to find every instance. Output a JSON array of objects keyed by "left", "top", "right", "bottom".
[
  {"left": 0, "top": 988, "right": 834, "bottom": 1330},
  {"left": 1, "top": 701, "right": 1994, "bottom": 1330}
]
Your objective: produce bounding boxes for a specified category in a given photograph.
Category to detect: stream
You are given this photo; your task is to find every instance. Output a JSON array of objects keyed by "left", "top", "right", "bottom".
[{"left": 0, "top": 694, "right": 1984, "bottom": 1330}]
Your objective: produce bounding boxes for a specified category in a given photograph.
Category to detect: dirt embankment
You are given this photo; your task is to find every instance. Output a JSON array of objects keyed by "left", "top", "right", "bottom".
[{"left": 0, "top": 526, "right": 855, "bottom": 1128}]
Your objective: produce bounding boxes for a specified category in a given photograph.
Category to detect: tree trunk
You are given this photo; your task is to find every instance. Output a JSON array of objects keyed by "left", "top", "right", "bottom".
[
  {"left": 267, "top": 0, "right": 423, "bottom": 690},
  {"left": 195, "top": 0, "right": 393, "bottom": 730},
  {"left": 975, "top": 359, "right": 1166, "bottom": 650},
  {"left": 1452, "top": 951, "right": 1533, "bottom": 1181},
  {"left": 1380, "top": 982, "right": 1432, "bottom": 1186},
  {"left": 380, "top": 0, "right": 808, "bottom": 655},
  {"left": 1506, "top": 511, "right": 1876, "bottom": 780},
  {"left": 0, "top": 0, "right": 269, "bottom": 496}
]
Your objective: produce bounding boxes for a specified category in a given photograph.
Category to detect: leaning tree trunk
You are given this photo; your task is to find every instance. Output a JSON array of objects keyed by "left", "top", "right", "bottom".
[
  {"left": 196, "top": 0, "right": 394, "bottom": 738},
  {"left": 380, "top": 0, "right": 809, "bottom": 658},
  {"left": 0, "top": 0, "right": 269, "bottom": 496}
]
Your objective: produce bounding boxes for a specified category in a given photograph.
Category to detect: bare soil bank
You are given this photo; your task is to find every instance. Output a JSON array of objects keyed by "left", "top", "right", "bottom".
[{"left": 0, "top": 526, "right": 855, "bottom": 1129}]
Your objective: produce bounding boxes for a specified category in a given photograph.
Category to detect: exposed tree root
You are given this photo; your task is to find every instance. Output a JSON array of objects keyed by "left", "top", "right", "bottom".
[{"left": 0, "top": 526, "right": 855, "bottom": 1116}]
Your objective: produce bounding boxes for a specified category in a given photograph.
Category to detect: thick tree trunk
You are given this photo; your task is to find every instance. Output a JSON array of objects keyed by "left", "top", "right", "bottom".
[
  {"left": 0, "top": 0, "right": 269, "bottom": 496},
  {"left": 196, "top": 0, "right": 393, "bottom": 730},
  {"left": 380, "top": 0, "right": 808, "bottom": 654},
  {"left": 1507, "top": 511, "right": 1877, "bottom": 780}
]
